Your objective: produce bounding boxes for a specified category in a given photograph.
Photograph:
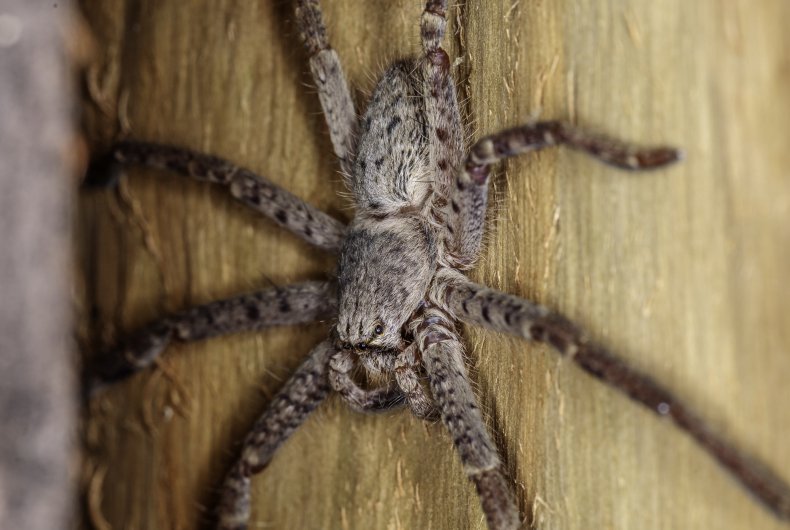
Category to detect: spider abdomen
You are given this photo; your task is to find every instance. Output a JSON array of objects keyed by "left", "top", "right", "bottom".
[{"left": 353, "top": 59, "right": 433, "bottom": 215}]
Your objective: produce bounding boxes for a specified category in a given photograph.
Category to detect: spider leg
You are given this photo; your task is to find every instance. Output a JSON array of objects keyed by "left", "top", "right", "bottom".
[
  {"left": 217, "top": 339, "right": 334, "bottom": 530},
  {"left": 394, "top": 343, "right": 439, "bottom": 420},
  {"left": 87, "top": 281, "right": 335, "bottom": 394},
  {"left": 443, "top": 121, "right": 682, "bottom": 268},
  {"left": 433, "top": 270, "right": 790, "bottom": 521},
  {"left": 419, "top": 0, "right": 464, "bottom": 203},
  {"left": 328, "top": 350, "right": 406, "bottom": 413},
  {"left": 90, "top": 142, "right": 346, "bottom": 252},
  {"left": 415, "top": 306, "right": 520, "bottom": 530},
  {"left": 294, "top": 0, "right": 357, "bottom": 175}
]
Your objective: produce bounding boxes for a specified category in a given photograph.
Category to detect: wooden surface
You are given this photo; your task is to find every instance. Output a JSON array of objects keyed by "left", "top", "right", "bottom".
[{"left": 78, "top": 1, "right": 790, "bottom": 529}]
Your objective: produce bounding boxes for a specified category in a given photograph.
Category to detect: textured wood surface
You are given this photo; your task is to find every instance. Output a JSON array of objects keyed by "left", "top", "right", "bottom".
[{"left": 78, "top": 1, "right": 790, "bottom": 529}]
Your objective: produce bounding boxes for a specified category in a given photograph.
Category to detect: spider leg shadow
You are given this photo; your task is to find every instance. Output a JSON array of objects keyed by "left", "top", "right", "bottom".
[{"left": 81, "top": 149, "right": 124, "bottom": 189}]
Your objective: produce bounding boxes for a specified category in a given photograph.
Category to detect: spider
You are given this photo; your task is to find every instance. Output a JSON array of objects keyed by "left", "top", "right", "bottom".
[{"left": 84, "top": 1, "right": 790, "bottom": 529}]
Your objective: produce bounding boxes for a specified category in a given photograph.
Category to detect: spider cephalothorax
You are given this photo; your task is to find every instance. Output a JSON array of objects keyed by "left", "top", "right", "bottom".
[
  {"left": 336, "top": 216, "right": 436, "bottom": 352},
  {"left": 86, "top": 1, "right": 790, "bottom": 529}
]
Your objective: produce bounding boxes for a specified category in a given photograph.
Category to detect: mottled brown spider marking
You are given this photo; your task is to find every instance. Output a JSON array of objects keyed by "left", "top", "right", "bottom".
[
  {"left": 87, "top": 282, "right": 335, "bottom": 394},
  {"left": 473, "top": 470, "right": 523, "bottom": 530},
  {"left": 436, "top": 270, "right": 790, "bottom": 521},
  {"left": 414, "top": 306, "right": 520, "bottom": 529},
  {"left": 295, "top": 0, "right": 357, "bottom": 175},
  {"left": 216, "top": 341, "right": 334, "bottom": 530},
  {"left": 87, "top": 0, "right": 790, "bottom": 528},
  {"left": 465, "top": 121, "right": 681, "bottom": 173},
  {"left": 108, "top": 142, "right": 346, "bottom": 251}
]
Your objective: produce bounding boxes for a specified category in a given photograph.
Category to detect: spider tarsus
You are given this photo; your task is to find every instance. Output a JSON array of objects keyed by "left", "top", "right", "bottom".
[
  {"left": 632, "top": 145, "right": 684, "bottom": 169},
  {"left": 84, "top": 320, "right": 173, "bottom": 399}
]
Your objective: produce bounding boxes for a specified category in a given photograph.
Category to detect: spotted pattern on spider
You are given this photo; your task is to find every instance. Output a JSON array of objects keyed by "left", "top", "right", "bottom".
[{"left": 85, "top": 1, "right": 790, "bottom": 529}]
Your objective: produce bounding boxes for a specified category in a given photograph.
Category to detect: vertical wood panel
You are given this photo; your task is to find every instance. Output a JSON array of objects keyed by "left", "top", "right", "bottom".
[{"left": 79, "top": 1, "right": 790, "bottom": 528}]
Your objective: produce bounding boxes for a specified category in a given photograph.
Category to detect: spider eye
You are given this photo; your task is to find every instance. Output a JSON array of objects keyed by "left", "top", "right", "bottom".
[
  {"left": 342, "top": 342, "right": 352, "bottom": 350},
  {"left": 374, "top": 325, "right": 383, "bottom": 335},
  {"left": 357, "top": 342, "right": 367, "bottom": 350}
]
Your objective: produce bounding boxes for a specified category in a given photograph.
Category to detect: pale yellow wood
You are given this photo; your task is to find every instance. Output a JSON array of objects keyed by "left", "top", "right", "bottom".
[{"left": 79, "top": 1, "right": 790, "bottom": 529}]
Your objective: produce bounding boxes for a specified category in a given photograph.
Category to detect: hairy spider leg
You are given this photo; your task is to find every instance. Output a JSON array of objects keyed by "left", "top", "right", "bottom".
[
  {"left": 394, "top": 343, "right": 440, "bottom": 420},
  {"left": 105, "top": 141, "right": 346, "bottom": 251},
  {"left": 87, "top": 281, "right": 336, "bottom": 393},
  {"left": 443, "top": 121, "right": 682, "bottom": 269},
  {"left": 295, "top": 0, "right": 358, "bottom": 176},
  {"left": 217, "top": 340, "right": 334, "bottom": 530},
  {"left": 419, "top": 0, "right": 465, "bottom": 213},
  {"left": 432, "top": 269, "right": 790, "bottom": 521},
  {"left": 414, "top": 305, "right": 520, "bottom": 530},
  {"left": 85, "top": 0, "right": 790, "bottom": 527}
]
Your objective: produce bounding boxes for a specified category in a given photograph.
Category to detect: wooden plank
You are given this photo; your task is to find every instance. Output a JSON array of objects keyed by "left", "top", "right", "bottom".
[{"left": 79, "top": 1, "right": 790, "bottom": 528}]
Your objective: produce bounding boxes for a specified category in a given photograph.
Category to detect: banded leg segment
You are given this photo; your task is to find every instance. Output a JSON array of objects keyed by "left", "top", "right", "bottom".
[
  {"left": 420, "top": 0, "right": 448, "bottom": 53},
  {"left": 444, "top": 122, "right": 682, "bottom": 267},
  {"left": 295, "top": 0, "right": 358, "bottom": 175},
  {"left": 108, "top": 142, "right": 346, "bottom": 251},
  {"left": 465, "top": 121, "right": 681, "bottom": 181},
  {"left": 435, "top": 271, "right": 790, "bottom": 521},
  {"left": 420, "top": 0, "right": 465, "bottom": 213},
  {"left": 394, "top": 344, "right": 439, "bottom": 420},
  {"left": 328, "top": 350, "right": 405, "bottom": 413},
  {"left": 88, "top": 281, "right": 336, "bottom": 392},
  {"left": 217, "top": 340, "right": 334, "bottom": 530},
  {"left": 415, "top": 307, "right": 520, "bottom": 530}
]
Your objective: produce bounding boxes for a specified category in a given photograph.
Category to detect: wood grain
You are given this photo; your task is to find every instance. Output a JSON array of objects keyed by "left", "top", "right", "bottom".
[{"left": 78, "top": 1, "right": 790, "bottom": 528}]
